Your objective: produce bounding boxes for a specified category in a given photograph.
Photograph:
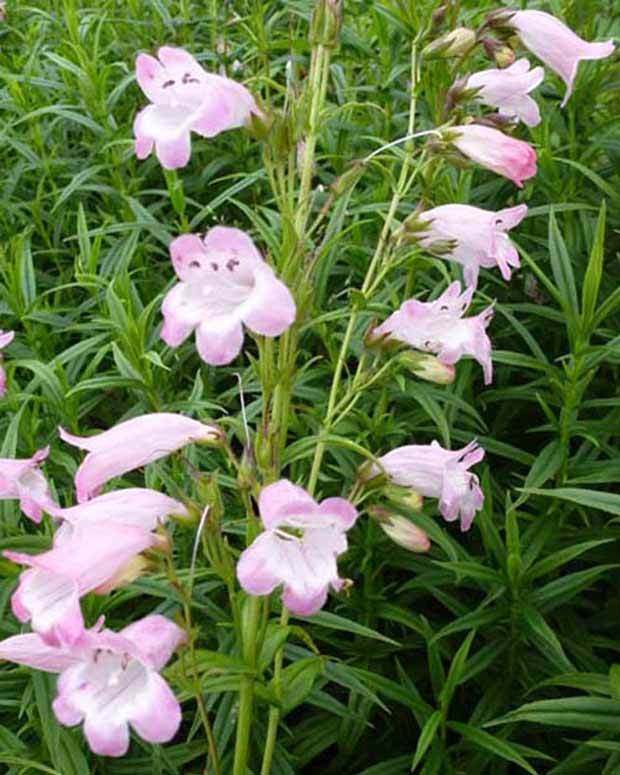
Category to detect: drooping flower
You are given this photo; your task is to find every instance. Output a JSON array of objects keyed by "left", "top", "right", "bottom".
[
  {"left": 371, "top": 282, "right": 494, "bottom": 384},
  {"left": 0, "top": 330, "right": 14, "bottom": 396},
  {"left": 0, "top": 447, "right": 57, "bottom": 523},
  {"left": 410, "top": 203, "right": 528, "bottom": 287},
  {"left": 0, "top": 614, "right": 185, "bottom": 757},
  {"left": 161, "top": 227, "right": 296, "bottom": 366},
  {"left": 134, "top": 46, "right": 260, "bottom": 169},
  {"left": 59, "top": 413, "right": 222, "bottom": 503},
  {"left": 466, "top": 59, "right": 544, "bottom": 127},
  {"left": 49, "top": 487, "right": 188, "bottom": 530},
  {"left": 448, "top": 124, "right": 537, "bottom": 187},
  {"left": 373, "top": 440, "right": 485, "bottom": 531},
  {"left": 507, "top": 10, "right": 615, "bottom": 107},
  {"left": 5, "top": 521, "right": 157, "bottom": 645},
  {"left": 237, "top": 480, "right": 358, "bottom": 616}
]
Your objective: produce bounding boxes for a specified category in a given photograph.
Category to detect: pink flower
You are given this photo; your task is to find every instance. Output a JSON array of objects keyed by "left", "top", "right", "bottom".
[
  {"left": 0, "top": 614, "right": 185, "bottom": 757},
  {"left": 134, "top": 46, "right": 259, "bottom": 169},
  {"left": 0, "top": 447, "right": 57, "bottom": 523},
  {"left": 466, "top": 58, "right": 544, "bottom": 127},
  {"left": 0, "top": 329, "right": 14, "bottom": 396},
  {"left": 59, "top": 413, "right": 222, "bottom": 502},
  {"left": 374, "top": 440, "right": 485, "bottom": 531},
  {"left": 237, "top": 480, "right": 358, "bottom": 616},
  {"left": 416, "top": 203, "right": 528, "bottom": 287},
  {"left": 5, "top": 521, "right": 157, "bottom": 645},
  {"left": 371, "top": 282, "right": 494, "bottom": 384},
  {"left": 49, "top": 487, "right": 188, "bottom": 529},
  {"left": 508, "top": 11, "right": 615, "bottom": 107},
  {"left": 161, "top": 227, "right": 296, "bottom": 366},
  {"left": 449, "top": 124, "right": 537, "bottom": 187}
]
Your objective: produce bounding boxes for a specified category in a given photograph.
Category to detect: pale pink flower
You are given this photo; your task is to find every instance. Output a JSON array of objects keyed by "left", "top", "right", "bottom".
[
  {"left": 134, "top": 46, "right": 259, "bottom": 169},
  {"left": 0, "top": 447, "right": 57, "bottom": 523},
  {"left": 5, "top": 521, "right": 156, "bottom": 645},
  {"left": 0, "top": 329, "right": 14, "bottom": 396},
  {"left": 449, "top": 124, "right": 537, "bottom": 187},
  {"left": 374, "top": 440, "right": 485, "bottom": 531},
  {"left": 49, "top": 487, "right": 188, "bottom": 529},
  {"left": 466, "top": 58, "right": 544, "bottom": 127},
  {"left": 237, "top": 480, "right": 358, "bottom": 616},
  {"left": 161, "top": 227, "right": 296, "bottom": 366},
  {"left": 59, "top": 413, "right": 222, "bottom": 502},
  {"left": 508, "top": 11, "right": 615, "bottom": 107},
  {"left": 371, "top": 282, "right": 494, "bottom": 384},
  {"left": 0, "top": 614, "right": 185, "bottom": 757},
  {"left": 416, "top": 203, "right": 528, "bottom": 287}
]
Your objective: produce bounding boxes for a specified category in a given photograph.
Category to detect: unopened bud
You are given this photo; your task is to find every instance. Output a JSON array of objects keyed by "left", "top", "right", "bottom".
[
  {"left": 485, "top": 8, "right": 516, "bottom": 30},
  {"left": 383, "top": 486, "right": 424, "bottom": 512},
  {"left": 197, "top": 474, "right": 224, "bottom": 524},
  {"left": 431, "top": 4, "right": 448, "bottom": 28},
  {"left": 399, "top": 352, "right": 455, "bottom": 384},
  {"left": 310, "top": 0, "right": 344, "bottom": 47},
  {"left": 369, "top": 507, "right": 430, "bottom": 552},
  {"left": 95, "top": 555, "right": 151, "bottom": 594},
  {"left": 330, "top": 161, "right": 366, "bottom": 198},
  {"left": 424, "top": 27, "right": 477, "bottom": 58},
  {"left": 357, "top": 459, "right": 383, "bottom": 485},
  {"left": 246, "top": 108, "right": 274, "bottom": 142},
  {"left": 481, "top": 36, "right": 515, "bottom": 68},
  {"left": 197, "top": 423, "right": 226, "bottom": 447}
]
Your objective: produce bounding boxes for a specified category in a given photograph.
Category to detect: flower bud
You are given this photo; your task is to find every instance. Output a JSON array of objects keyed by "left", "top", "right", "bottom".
[
  {"left": 247, "top": 108, "right": 274, "bottom": 142},
  {"left": 196, "top": 423, "right": 226, "bottom": 447},
  {"left": 398, "top": 352, "right": 455, "bottom": 385},
  {"left": 383, "top": 486, "right": 424, "bottom": 512},
  {"left": 197, "top": 474, "right": 224, "bottom": 524},
  {"left": 424, "top": 27, "right": 477, "bottom": 58},
  {"left": 310, "top": 0, "right": 344, "bottom": 47},
  {"left": 369, "top": 507, "right": 430, "bottom": 552},
  {"left": 481, "top": 36, "right": 516, "bottom": 68}
]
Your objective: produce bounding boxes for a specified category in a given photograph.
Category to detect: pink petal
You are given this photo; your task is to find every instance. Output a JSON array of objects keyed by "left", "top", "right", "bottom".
[
  {"left": 129, "top": 673, "right": 182, "bottom": 743},
  {"left": 83, "top": 716, "right": 130, "bottom": 758},
  {"left": 318, "top": 497, "right": 358, "bottom": 530},
  {"left": 155, "top": 132, "right": 192, "bottom": 170},
  {"left": 0, "top": 633, "right": 79, "bottom": 673},
  {"left": 282, "top": 585, "right": 328, "bottom": 617},
  {"left": 237, "top": 532, "right": 284, "bottom": 595},
  {"left": 121, "top": 614, "right": 186, "bottom": 670},
  {"left": 202, "top": 226, "right": 263, "bottom": 265},
  {"left": 242, "top": 266, "right": 296, "bottom": 337},
  {"left": 169, "top": 234, "right": 209, "bottom": 282},
  {"left": 258, "top": 479, "right": 318, "bottom": 529},
  {"left": 195, "top": 317, "right": 244, "bottom": 365},
  {"left": 161, "top": 283, "right": 204, "bottom": 347},
  {"left": 135, "top": 53, "right": 164, "bottom": 103}
]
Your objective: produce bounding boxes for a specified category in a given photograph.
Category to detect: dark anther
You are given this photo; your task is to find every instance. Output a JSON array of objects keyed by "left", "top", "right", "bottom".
[
  {"left": 211, "top": 262, "right": 219, "bottom": 271},
  {"left": 226, "top": 258, "right": 240, "bottom": 271},
  {"left": 162, "top": 79, "right": 175, "bottom": 89},
  {"left": 189, "top": 260, "right": 201, "bottom": 268}
]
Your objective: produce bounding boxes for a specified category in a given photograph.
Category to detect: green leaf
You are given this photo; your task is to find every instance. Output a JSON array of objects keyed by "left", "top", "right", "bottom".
[
  {"left": 521, "top": 487, "right": 620, "bottom": 516},
  {"left": 489, "top": 697, "right": 620, "bottom": 733},
  {"left": 449, "top": 722, "right": 539, "bottom": 774},
  {"left": 581, "top": 201, "right": 606, "bottom": 333},
  {"left": 411, "top": 710, "right": 442, "bottom": 772}
]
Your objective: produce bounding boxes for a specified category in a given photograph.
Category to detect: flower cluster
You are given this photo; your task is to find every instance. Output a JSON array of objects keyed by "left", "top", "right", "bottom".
[{"left": 0, "top": 5, "right": 613, "bottom": 762}]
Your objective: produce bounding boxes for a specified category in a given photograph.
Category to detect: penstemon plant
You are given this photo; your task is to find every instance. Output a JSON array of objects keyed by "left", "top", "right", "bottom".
[{"left": 0, "top": 1, "right": 617, "bottom": 773}]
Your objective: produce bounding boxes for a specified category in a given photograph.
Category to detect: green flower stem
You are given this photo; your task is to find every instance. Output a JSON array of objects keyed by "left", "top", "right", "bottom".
[
  {"left": 233, "top": 594, "right": 262, "bottom": 775},
  {"left": 308, "top": 42, "right": 420, "bottom": 497},
  {"left": 260, "top": 607, "right": 290, "bottom": 775}
]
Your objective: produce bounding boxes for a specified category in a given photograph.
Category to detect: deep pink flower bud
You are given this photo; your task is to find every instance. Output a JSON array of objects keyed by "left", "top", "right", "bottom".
[{"left": 449, "top": 124, "right": 537, "bottom": 187}]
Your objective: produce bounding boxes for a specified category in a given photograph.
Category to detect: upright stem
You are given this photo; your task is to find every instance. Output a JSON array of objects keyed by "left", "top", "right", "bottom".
[
  {"left": 260, "top": 607, "right": 290, "bottom": 775},
  {"left": 308, "top": 43, "right": 419, "bottom": 496},
  {"left": 233, "top": 595, "right": 262, "bottom": 775}
]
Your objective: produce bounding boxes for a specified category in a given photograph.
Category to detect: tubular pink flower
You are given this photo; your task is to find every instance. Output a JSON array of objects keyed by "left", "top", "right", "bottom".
[
  {"left": 0, "top": 329, "right": 14, "bottom": 396},
  {"left": 134, "top": 46, "right": 260, "bottom": 169},
  {"left": 466, "top": 58, "right": 544, "bottom": 127},
  {"left": 0, "top": 615, "right": 185, "bottom": 757},
  {"left": 416, "top": 203, "right": 528, "bottom": 287},
  {"left": 0, "top": 447, "right": 57, "bottom": 523},
  {"left": 59, "top": 413, "right": 222, "bottom": 502},
  {"left": 372, "top": 282, "right": 494, "bottom": 384},
  {"left": 161, "top": 227, "right": 296, "bottom": 366},
  {"left": 450, "top": 124, "right": 537, "bottom": 187},
  {"left": 49, "top": 487, "right": 188, "bottom": 529},
  {"left": 508, "top": 11, "right": 615, "bottom": 107},
  {"left": 237, "top": 480, "right": 358, "bottom": 616},
  {"left": 374, "top": 440, "right": 485, "bottom": 531},
  {"left": 5, "top": 521, "right": 156, "bottom": 646}
]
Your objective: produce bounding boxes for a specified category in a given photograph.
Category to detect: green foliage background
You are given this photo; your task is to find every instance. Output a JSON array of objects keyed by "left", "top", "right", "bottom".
[{"left": 1, "top": 0, "right": 620, "bottom": 772}]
